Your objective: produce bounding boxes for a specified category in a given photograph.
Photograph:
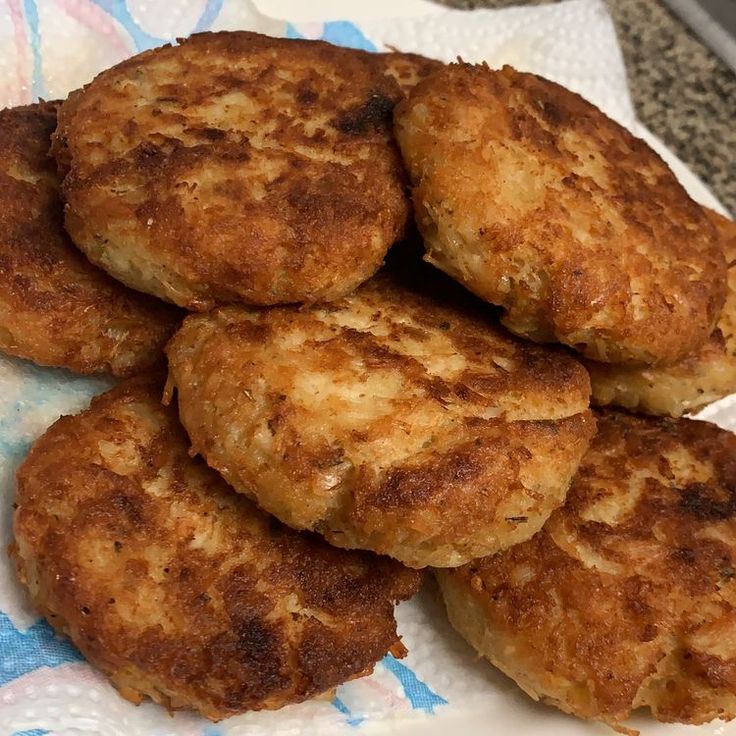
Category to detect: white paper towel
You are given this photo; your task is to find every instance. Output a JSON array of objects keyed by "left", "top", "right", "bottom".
[{"left": 0, "top": 2, "right": 730, "bottom": 735}]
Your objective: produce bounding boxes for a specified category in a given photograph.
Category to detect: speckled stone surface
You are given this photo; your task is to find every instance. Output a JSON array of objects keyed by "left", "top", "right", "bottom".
[{"left": 437, "top": 0, "right": 735, "bottom": 213}]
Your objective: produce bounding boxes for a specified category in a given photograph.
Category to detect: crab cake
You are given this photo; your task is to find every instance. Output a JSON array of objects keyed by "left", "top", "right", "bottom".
[
  {"left": 375, "top": 51, "right": 443, "bottom": 95},
  {"left": 166, "top": 267, "right": 595, "bottom": 569},
  {"left": 587, "top": 209, "right": 736, "bottom": 416},
  {"left": 437, "top": 410, "right": 736, "bottom": 728},
  {"left": 12, "top": 377, "right": 420, "bottom": 720},
  {"left": 52, "top": 31, "right": 410, "bottom": 311},
  {"left": 394, "top": 63, "right": 726, "bottom": 365},
  {"left": 0, "top": 102, "right": 181, "bottom": 376}
]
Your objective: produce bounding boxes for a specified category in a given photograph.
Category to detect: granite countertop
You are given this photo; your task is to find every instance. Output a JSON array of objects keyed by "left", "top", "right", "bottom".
[{"left": 439, "top": 0, "right": 736, "bottom": 214}]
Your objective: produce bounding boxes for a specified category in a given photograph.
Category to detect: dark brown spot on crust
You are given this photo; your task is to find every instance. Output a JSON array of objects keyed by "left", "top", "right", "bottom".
[
  {"left": 336, "top": 93, "right": 396, "bottom": 135},
  {"left": 296, "top": 81, "right": 318, "bottom": 105},
  {"left": 680, "top": 482, "right": 736, "bottom": 521}
]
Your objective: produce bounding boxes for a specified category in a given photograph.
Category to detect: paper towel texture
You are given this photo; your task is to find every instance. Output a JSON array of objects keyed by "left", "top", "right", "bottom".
[{"left": 0, "top": 1, "right": 730, "bottom": 735}]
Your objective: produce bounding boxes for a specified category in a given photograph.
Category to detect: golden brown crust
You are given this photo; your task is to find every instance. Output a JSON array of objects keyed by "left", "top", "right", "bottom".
[
  {"left": 0, "top": 102, "right": 182, "bottom": 376},
  {"left": 166, "top": 265, "right": 595, "bottom": 568},
  {"left": 374, "top": 51, "right": 443, "bottom": 95},
  {"left": 394, "top": 63, "right": 726, "bottom": 364},
  {"left": 587, "top": 209, "right": 736, "bottom": 416},
  {"left": 12, "top": 377, "right": 420, "bottom": 720},
  {"left": 437, "top": 410, "right": 736, "bottom": 727},
  {"left": 53, "top": 31, "right": 410, "bottom": 310}
]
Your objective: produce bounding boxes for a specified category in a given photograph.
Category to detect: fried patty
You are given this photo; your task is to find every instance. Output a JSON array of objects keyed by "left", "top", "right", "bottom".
[
  {"left": 52, "top": 31, "right": 410, "bottom": 310},
  {"left": 375, "top": 51, "right": 443, "bottom": 95},
  {"left": 0, "top": 102, "right": 181, "bottom": 376},
  {"left": 587, "top": 209, "right": 736, "bottom": 416},
  {"left": 437, "top": 410, "right": 736, "bottom": 727},
  {"left": 166, "top": 265, "right": 595, "bottom": 569},
  {"left": 394, "top": 63, "right": 726, "bottom": 364},
  {"left": 12, "top": 377, "right": 420, "bottom": 720}
]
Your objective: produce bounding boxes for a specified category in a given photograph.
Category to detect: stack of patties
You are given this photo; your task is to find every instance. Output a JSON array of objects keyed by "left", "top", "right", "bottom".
[
  {"left": 4, "top": 29, "right": 736, "bottom": 730},
  {"left": 395, "top": 61, "right": 736, "bottom": 729},
  {"left": 7, "top": 33, "right": 437, "bottom": 719}
]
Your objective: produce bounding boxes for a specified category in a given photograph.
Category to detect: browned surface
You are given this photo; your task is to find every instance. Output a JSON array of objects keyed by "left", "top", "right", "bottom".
[
  {"left": 374, "top": 51, "right": 443, "bottom": 95},
  {"left": 438, "top": 411, "right": 736, "bottom": 727},
  {"left": 166, "top": 264, "right": 595, "bottom": 568},
  {"left": 0, "top": 102, "right": 181, "bottom": 376},
  {"left": 395, "top": 63, "right": 726, "bottom": 364},
  {"left": 12, "top": 377, "right": 420, "bottom": 720},
  {"left": 53, "top": 31, "right": 410, "bottom": 310},
  {"left": 588, "top": 209, "right": 736, "bottom": 416}
]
